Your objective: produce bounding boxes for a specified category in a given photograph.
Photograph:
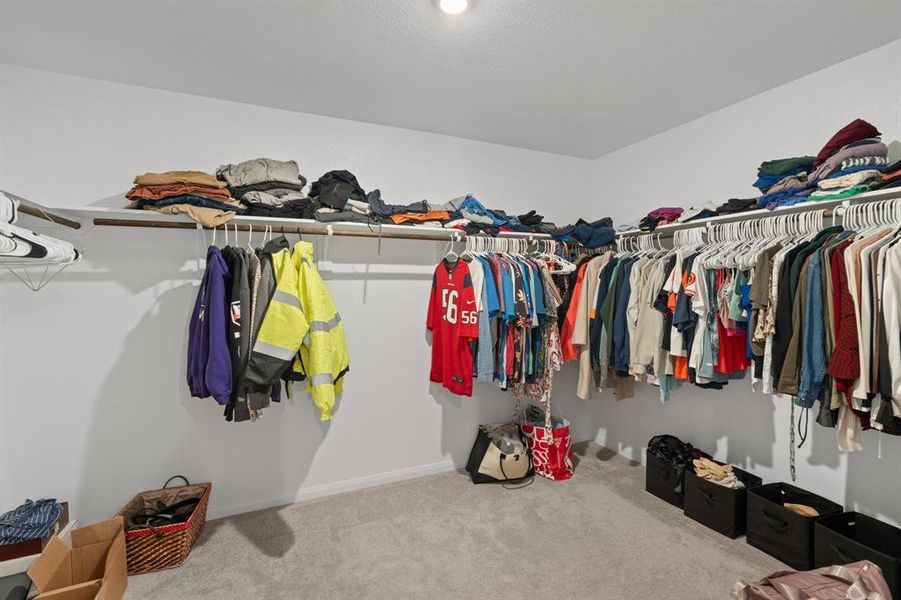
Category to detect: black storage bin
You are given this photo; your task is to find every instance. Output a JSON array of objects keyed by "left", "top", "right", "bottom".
[
  {"left": 683, "top": 463, "right": 762, "bottom": 539},
  {"left": 645, "top": 452, "right": 688, "bottom": 508},
  {"left": 746, "top": 483, "right": 842, "bottom": 570},
  {"left": 815, "top": 512, "right": 901, "bottom": 597}
]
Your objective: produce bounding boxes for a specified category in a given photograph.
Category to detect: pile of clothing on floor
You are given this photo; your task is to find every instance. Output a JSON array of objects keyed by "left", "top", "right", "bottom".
[{"left": 127, "top": 170, "right": 246, "bottom": 227}]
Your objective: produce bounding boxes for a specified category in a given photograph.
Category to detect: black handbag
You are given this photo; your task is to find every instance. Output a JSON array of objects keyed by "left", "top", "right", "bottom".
[{"left": 466, "top": 423, "right": 533, "bottom": 484}]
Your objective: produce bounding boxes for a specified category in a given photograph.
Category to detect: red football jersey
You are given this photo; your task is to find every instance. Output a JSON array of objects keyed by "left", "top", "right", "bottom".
[{"left": 427, "top": 258, "right": 479, "bottom": 396}]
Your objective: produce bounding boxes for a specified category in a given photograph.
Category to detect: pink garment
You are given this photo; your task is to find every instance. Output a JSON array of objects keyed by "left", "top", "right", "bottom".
[
  {"left": 648, "top": 207, "right": 683, "bottom": 220},
  {"left": 810, "top": 141, "right": 888, "bottom": 181}
]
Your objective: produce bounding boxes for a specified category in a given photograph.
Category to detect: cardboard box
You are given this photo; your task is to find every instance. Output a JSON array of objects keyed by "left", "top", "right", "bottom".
[
  {"left": 0, "top": 518, "right": 77, "bottom": 600},
  {"left": 26, "top": 517, "right": 126, "bottom": 600}
]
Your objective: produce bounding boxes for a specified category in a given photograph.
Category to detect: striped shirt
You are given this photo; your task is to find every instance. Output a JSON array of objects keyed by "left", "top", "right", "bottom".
[{"left": 0, "top": 499, "right": 62, "bottom": 544}]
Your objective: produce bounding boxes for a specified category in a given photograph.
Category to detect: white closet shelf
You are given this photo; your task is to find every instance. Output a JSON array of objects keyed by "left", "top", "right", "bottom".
[
  {"left": 15, "top": 186, "right": 901, "bottom": 242},
  {"left": 616, "top": 187, "right": 901, "bottom": 237},
  {"left": 18, "top": 205, "right": 553, "bottom": 242}
]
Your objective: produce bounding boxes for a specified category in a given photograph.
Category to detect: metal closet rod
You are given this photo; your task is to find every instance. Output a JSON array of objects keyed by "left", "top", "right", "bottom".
[{"left": 16, "top": 203, "right": 82, "bottom": 230}]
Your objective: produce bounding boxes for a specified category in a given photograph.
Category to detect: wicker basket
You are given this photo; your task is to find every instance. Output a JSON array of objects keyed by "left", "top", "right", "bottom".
[{"left": 116, "top": 476, "right": 211, "bottom": 575}]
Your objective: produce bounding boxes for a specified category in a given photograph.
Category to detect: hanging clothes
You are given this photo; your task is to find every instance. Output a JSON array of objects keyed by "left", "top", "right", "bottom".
[
  {"left": 426, "top": 242, "right": 572, "bottom": 404},
  {"left": 190, "top": 235, "right": 349, "bottom": 422},
  {"left": 604, "top": 201, "right": 901, "bottom": 456}
]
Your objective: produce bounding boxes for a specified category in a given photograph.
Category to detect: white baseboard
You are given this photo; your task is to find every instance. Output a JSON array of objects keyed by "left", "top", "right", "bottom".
[
  {"left": 206, "top": 459, "right": 457, "bottom": 520},
  {"left": 208, "top": 432, "right": 603, "bottom": 521}
]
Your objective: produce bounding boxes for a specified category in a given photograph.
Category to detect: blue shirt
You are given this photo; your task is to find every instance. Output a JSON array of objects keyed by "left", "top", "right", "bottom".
[
  {"left": 475, "top": 276, "right": 495, "bottom": 382},
  {"left": 478, "top": 257, "right": 500, "bottom": 317}
]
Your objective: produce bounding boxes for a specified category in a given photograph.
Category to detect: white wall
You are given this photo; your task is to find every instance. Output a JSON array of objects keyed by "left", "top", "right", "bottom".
[
  {"left": 591, "top": 39, "right": 901, "bottom": 525},
  {"left": 0, "top": 65, "right": 601, "bottom": 524},
  {"left": 4, "top": 37, "right": 900, "bottom": 530}
]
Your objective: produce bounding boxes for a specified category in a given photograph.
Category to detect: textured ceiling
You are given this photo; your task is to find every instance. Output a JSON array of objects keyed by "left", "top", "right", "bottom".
[{"left": 1, "top": 0, "right": 899, "bottom": 158}]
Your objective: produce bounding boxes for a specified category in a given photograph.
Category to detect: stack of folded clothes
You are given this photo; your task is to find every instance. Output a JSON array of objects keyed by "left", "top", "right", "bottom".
[
  {"left": 308, "top": 170, "right": 376, "bottom": 223},
  {"left": 455, "top": 195, "right": 505, "bottom": 232},
  {"left": 127, "top": 161, "right": 590, "bottom": 239},
  {"left": 639, "top": 207, "right": 682, "bottom": 231},
  {"left": 753, "top": 155, "right": 815, "bottom": 209},
  {"left": 677, "top": 202, "right": 718, "bottom": 223},
  {"left": 217, "top": 158, "right": 313, "bottom": 219},
  {"left": 571, "top": 218, "right": 615, "bottom": 247},
  {"left": 368, "top": 189, "right": 430, "bottom": 221},
  {"left": 127, "top": 170, "right": 246, "bottom": 227},
  {"left": 871, "top": 159, "right": 901, "bottom": 190},
  {"left": 714, "top": 197, "right": 759, "bottom": 215},
  {"left": 808, "top": 119, "right": 888, "bottom": 201}
]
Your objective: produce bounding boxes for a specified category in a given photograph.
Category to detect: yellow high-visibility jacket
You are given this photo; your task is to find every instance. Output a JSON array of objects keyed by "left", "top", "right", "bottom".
[
  {"left": 245, "top": 246, "right": 306, "bottom": 386},
  {"left": 245, "top": 241, "right": 348, "bottom": 421},
  {"left": 291, "top": 241, "right": 349, "bottom": 421}
]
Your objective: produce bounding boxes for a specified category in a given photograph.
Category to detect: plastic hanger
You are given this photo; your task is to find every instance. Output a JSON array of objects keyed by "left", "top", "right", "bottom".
[
  {"left": 443, "top": 233, "right": 460, "bottom": 262},
  {"left": 0, "top": 193, "right": 80, "bottom": 290}
]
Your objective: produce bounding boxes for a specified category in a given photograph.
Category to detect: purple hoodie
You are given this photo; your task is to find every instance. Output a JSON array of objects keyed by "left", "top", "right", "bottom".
[{"left": 187, "top": 246, "right": 232, "bottom": 405}]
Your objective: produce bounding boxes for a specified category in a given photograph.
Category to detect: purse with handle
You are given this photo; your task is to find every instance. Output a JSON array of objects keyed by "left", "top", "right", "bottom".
[
  {"left": 466, "top": 423, "right": 533, "bottom": 484},
  {"left": 517, "top": 402, "right": 573, "bottom": 481}
]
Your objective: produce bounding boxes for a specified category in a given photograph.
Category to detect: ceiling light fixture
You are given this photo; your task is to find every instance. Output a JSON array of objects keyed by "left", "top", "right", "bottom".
[{"left": 439, "top": 0, "right": 468, "bottom": 15}]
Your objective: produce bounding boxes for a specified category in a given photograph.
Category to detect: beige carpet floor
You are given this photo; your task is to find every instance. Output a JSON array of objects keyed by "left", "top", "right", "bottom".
[{"left": 126, "top": 443, "right": 783, "bottom": 599}]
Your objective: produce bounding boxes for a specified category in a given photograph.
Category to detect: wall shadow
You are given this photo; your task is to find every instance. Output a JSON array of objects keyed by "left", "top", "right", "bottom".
[{"left": 71, "top": 230, "right": 329, "bottom": 558}]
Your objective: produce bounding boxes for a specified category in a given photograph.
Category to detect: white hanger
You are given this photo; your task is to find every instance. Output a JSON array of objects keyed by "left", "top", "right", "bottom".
[
  {"left": 444, "top": 232, "right": 460, "bottom": 261},
  {"left": 0, "top": 192, "right": 80, "bottom": 291}
]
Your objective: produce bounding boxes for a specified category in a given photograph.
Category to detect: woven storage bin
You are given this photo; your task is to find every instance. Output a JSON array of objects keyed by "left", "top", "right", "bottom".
[{"left": 116, "top": 477, "right": 210, "bottom": 575}]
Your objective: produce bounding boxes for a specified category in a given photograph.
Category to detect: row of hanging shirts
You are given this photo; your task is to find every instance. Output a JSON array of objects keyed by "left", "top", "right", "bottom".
[
  {"left": 188, "top": 222, "right": 349, "bottom": 422},
  {"left": 426, "top": 234, "right": 584, "bottom": 409},
  {"left": 0, "top": 191, "right": 80, "bottom": 290},
  {"left": 573, "top": 197, "right": 901, "bottom": 476}
]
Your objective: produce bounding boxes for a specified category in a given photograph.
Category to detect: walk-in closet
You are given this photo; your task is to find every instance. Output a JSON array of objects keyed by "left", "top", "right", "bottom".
[{"left": 1, "top": 2, "right": 901, "bottom": 599}]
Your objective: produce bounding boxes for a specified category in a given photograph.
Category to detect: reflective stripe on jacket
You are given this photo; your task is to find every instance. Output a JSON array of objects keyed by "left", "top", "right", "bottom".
[
  {"left": 244, "top": 241, "right": 348, "bottom": 420},
  {"left": 245, "top": 247, "right": 309, "bottom": 387},
  {"left": 291, "top": 241, "right": 349, "bottom": 421}
]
